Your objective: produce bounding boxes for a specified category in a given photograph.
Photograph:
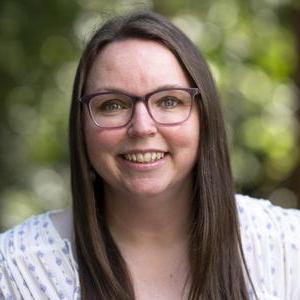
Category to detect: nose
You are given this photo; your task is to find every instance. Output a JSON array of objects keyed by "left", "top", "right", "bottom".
[{"left": 127, "top": 101, "right": 157, "bottom": 137}]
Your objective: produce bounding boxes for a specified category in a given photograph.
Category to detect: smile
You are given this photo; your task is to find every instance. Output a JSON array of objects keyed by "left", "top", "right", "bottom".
[{"left": 122, "top": 152, "right": 166, "bottom": 163}]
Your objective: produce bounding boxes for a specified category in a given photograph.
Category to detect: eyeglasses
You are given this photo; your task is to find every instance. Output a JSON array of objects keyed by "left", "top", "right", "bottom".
[{"left": 79, "top": 87, "right": 201, "bottom": 128}]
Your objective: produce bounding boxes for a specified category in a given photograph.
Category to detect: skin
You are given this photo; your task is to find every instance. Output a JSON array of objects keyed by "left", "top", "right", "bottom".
[{"left": 82, "top": 39, "right": 200, "bottom": 299}]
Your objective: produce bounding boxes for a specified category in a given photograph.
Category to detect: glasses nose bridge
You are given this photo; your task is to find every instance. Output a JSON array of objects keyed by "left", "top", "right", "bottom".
[
  {"left": 131, "top": 94, "right": 149, "bottom": 105},
  {"left": 131, "top": 94, "right": 152, "bottom": 116}
]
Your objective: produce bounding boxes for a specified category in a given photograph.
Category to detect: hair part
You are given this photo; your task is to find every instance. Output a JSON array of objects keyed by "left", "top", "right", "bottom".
[{"left": 69, "top": 10, "right": 255, "bottom": 299}]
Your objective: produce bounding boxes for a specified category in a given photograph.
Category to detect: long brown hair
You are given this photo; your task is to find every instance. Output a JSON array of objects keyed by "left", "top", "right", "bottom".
[{"left": 69, "top": 10, "right": 254, "bottom": 299}]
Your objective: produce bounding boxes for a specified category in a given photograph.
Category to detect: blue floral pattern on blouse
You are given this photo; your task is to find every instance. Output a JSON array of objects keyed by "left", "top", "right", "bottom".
[{"left": 0, "top": 195, "right": 300, "bottom": 299}]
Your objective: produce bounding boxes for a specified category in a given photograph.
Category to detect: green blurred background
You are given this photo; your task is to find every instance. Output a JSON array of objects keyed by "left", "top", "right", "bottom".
[{"left": 1, "top": 0, "right": 300, "bottom": 231}]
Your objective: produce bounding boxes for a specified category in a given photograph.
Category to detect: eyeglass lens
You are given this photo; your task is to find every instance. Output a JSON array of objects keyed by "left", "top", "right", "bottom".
[{"left": 89, "top": 89, "right": 193, "bottom": 128}]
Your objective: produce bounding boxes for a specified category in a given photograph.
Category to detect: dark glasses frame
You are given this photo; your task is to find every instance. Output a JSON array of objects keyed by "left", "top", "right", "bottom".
[{"left": 79, "top": 87, "right": 201, "bottom": 128}]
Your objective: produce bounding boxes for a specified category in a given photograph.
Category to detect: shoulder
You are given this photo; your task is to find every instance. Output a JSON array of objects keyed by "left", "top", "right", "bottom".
[
  {"left": 236, "top": 194, "right": 300, "bottom": 299},
  {"left": 0, "top": 210, "right": 79, "bottom": 299},
  {"left": 236, "top": 194, "right": 300, "bottom": 240},
  {"left": 0, "top": 210, "right": 64, "bottom": 257}
]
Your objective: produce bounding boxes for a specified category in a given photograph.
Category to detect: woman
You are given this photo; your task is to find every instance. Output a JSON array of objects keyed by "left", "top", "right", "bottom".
[{"left": 1, "top": 11, "right": 299, "bottom": 300}]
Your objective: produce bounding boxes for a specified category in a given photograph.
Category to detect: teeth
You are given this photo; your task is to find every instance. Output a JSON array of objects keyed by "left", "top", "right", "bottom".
[
  {"left": 137, "top": 153, "right": 144, "bottom": 163},
  {"left": 144, "top": 152, "right": 152, "bottom": 162},
  {"left": 123, "top": 152, "right": 165, "bottom": 163}
]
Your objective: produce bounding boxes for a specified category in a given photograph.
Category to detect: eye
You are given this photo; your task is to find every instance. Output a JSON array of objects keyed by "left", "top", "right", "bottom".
[
  {"left": 158, "top": 96, "right": 181, "bottom": 109},
  {"left": 99, "top": 100, "right": 129, "bottom": 112}
]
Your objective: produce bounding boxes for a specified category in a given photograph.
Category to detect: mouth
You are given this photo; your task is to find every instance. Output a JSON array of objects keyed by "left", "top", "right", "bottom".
[{"left": 121, "top": 151, "right": 168, "bottom": 164}]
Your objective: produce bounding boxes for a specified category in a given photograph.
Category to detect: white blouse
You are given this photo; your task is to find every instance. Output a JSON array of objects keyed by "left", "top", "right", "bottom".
[{"left": 0, "top": 195, "right": 299, "bottom": 299}]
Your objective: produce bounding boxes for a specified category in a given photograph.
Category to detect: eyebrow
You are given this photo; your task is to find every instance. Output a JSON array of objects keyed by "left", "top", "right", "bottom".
[{"left": 89, "top": 84, "right": 190, "bottom": 95}]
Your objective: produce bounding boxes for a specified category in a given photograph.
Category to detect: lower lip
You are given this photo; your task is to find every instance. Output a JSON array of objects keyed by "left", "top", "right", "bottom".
[{"left": 118, "top": 154, "right": 168, "bottom": 171}]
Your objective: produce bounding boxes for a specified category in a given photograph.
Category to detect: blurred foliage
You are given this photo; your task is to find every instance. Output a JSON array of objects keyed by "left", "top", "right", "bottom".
[{"left": 0, "top": 0, "right": 299, "bottom": 230}]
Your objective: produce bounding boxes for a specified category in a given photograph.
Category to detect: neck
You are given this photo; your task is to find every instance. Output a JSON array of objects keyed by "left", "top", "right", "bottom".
[{"left": 105, "top": 182, "right": 192, "bottom": 249}]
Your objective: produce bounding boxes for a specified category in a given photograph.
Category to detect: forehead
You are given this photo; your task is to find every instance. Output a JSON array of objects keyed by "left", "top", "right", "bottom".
[{"left": 85, "top": 38, "right": 190, "bottom": 94}]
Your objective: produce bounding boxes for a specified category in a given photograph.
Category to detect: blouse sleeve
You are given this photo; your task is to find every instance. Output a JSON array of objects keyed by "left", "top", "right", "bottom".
[
  {"left": 270, "top": 203, "right": 300, "bottom": 299},
  {"left": 0, "top": 240, "right": 23, "bottom": 300},
  {"left": 0, "top": 212, "right": 80, "bottom": 300},
  {"left": 237, "top": 195, "right": 300, "bottom": 300}
]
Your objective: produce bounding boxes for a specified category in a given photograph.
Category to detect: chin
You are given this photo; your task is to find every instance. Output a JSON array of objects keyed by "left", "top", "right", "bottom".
[{"left": 124, "top": 181, "right": 170, "bottom": 199}]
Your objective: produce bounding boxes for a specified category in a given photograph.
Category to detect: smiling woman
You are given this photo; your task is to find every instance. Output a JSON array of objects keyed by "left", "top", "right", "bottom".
[
  {"left": 1, "top": 10, "right": 300, "bottom": 300},
  {"left": 83, "top": 39, "right": 200, "bottom": 200}
]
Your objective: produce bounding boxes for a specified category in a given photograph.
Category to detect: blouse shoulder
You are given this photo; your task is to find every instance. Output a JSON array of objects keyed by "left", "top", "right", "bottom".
[
  {"left": 0, "top": 212, "right": 59, "bottom": 256},
  {"left": 236, "top": 194, "right": 300, "bottom": 243},
  {"left": 236, "top": 194, "right": 300, "bottom": 300},
  {"left": 0, "top": 211, "right": 79, "bottom": 300}
]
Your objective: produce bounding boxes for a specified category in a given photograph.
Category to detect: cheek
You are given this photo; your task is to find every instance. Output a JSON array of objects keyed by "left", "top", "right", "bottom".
[
  {"left": 84, "top": 124, "right": 124, "bottom": 166},
  {"left": 164, "top": 123, "right": 200, "bottom": 167},
  {"left": 84, "top": 129, "right": 124, "bottom": 182},
  {"left": 167, "top": 113, "right": 200, "bottom": 152}
]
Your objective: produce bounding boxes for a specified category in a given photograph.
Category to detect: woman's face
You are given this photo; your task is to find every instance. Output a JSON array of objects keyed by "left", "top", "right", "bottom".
[{"left": 83, "top": 39, "right": 200, "bottom": 199}]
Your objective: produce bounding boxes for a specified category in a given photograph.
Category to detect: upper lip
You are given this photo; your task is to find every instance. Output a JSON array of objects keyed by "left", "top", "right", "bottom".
[{"left": 120, "top": 149, "right": 168, "bottom": 155}]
